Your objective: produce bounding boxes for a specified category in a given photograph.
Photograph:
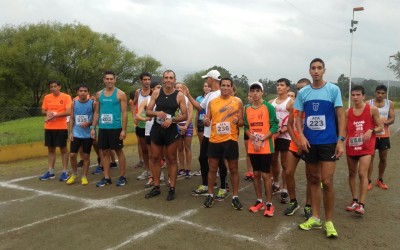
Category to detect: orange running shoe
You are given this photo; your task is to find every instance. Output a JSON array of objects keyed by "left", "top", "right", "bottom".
[
  {"left": 367, "top": 181, "right": 373, "bottom": 191},
  {"left": 376, "top": 179, "right": 388, "bottom": 190},
  {"left": 249, "top": 200, "right": 265, "bottom": 212},
  {"left": 346, "top": 201, "right": 358, "bottom": 211},
  {"left": 263, "top": 203, "right": 275, "bottom": 217}
]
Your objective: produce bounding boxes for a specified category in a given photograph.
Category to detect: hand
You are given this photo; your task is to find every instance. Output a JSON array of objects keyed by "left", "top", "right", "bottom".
[
  {"left": 162, "top": 118, "right": 173, "bottom": 128},
  {"left": 69, "top": 134, "right": 74, "bottom": 142},
  {"left": 204, "top": 117, "right": 211, "bottom": 127},
  {"left": 45, "top": 112, "right": 55, "bottom": 122},
  {"left": 80, "top": 122, "right": 90, "bottom": 128},
  {"left": 232, "top": 116, "right": 238, "bottom": 125},
  {"left": 335, "top": 141, "right": 344, "bottom": 158},
  {"left": 157, "top": 111, "right": 167, "bottom": 119},
  {"left": 90, "top": 129, "right": 96, "bottom": 139},
  {"left": 299, "top": 134, "right": 310, "bottom": 153},
  {"left": 119, "top": 130, "right": 126, "bottom": 140},
  {"left": 363, "top": 130, "right": 373, "bottom": 142}
]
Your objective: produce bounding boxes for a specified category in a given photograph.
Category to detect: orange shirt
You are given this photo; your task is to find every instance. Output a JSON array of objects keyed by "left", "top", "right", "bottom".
[
  {"left": 42, "top": 92, "right": 72, "bottom": 129},
  {"left": 209, "top": 96, "right": 240, "bottom": 143}
]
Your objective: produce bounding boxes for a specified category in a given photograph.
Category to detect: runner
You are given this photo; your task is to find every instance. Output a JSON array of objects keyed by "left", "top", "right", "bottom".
[
  {"left": 295, "top": 58, "right": 345, "bottom": 238},
  {"left": 67, "top": 84, "right": 94, "bottom": 185},
  {"left": 39, "top": 80, "right": 72, "bottom": 181},
  {"left": 367, "top": 85, "right": 395, "bottom": 190},
  {"left": 183, "top": 70, "right": 229, "bottom": 201},
  {"left": 144, "top": 70, "right": 187, "bottom": 201},
  {"left": 91, "top": 70, "right": 128, "bottom": 187},
  {"left": 269, "top": 78, "right": 293, "bottom": 204},
  {"left": 175, "top": 82, "right": 194, "bottom": 179},
  {"left": 131, "top": 72, "right": 152, "bottom": 181},
  {"left": 284, "top": 78, "right": 312, "bottom": 217},
  {"left": 245, "top": 82, "right": 279, "bottom": 216},
  {"left": 345, "top": 85, "right": 383, "bottom": 215},
  {"left": 202, "top": 77, "right": 244, "bottom": 209}
]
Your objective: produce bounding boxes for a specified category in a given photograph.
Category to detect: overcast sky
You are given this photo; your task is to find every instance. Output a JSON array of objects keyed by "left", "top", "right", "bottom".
[{"left": 2, "top": 0, "right": 399, "bottom": 83}]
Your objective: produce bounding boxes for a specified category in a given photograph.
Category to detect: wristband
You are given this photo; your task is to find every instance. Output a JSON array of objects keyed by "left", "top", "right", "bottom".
[
  {"left": 338, "top": 136, "right": 345, "bottom": 141},
  {"left": 90, "top": 126, "right": 96, "bottom": 130}
]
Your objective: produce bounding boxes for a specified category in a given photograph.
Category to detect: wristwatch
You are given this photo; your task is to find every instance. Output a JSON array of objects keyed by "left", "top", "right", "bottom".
[
  {"left": 90, "top": 126, "right": 96, "bottom": 130},
  {"left": 338, "top": 136, "right": 345, "bottom": 141}
]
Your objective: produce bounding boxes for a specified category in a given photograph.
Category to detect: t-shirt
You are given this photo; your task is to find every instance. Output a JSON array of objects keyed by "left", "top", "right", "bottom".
[
  {"left": 244, "top": 100, "right": 279, "bottom": 154},
  {"left": 209, "top": 96, "right": 240, "bottom": 143},
  {"left": 293, "top": 82, "right": 342, "bottom": 145},
  {"left": 42, "top": 92, "right": 72, "bottom": 130}
]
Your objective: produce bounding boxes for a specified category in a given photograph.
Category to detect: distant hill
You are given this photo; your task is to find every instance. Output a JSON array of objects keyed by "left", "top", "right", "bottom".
[{"left": 352, "top": 77, "right": 400, "bottom": 87}]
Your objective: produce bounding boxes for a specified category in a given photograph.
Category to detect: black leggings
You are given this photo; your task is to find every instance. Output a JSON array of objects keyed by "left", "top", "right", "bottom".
[{"left": 199, "top": 137, "right": 227, "bottom": 188}]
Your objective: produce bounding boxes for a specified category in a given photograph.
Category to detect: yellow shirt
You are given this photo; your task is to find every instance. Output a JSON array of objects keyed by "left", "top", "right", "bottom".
[{"left": 209, "top": 96, "right": 239, "bottom": 143}]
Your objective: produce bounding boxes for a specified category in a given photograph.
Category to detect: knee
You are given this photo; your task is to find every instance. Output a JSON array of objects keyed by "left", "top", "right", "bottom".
[
  {"left": 308, "top": 173, "right": 321, "bottom": 185},
  {"left": 70, "top": 153, "right": 77, "bottom": 159},
  {"left": 321, "top": 176, "right": 333, "bottom": 189}
]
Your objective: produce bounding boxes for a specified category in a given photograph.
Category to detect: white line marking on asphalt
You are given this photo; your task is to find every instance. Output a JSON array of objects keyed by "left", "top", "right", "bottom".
[{"left": 0, "top": 193, "right": 44, "bottom": 206}]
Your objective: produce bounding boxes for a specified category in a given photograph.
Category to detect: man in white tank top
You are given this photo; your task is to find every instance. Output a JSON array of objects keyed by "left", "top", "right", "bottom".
[
  {"left": 367, "top": 85, "right": 395, "bottom": 190},
  {"left": 269, "top": 78, "right": 293, "bottom": 204}
]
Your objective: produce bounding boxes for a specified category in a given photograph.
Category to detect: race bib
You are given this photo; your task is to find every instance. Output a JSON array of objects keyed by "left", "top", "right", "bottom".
[
  {"left": 252, "top": 132, "right": 265, "bottom": 147},
  {"left": 349, "top": 136, "right": 363, "bottom": 147},
  {"left": 101, "top": 114, "right": 113, "bottom": 124},
  {"left": 306, "top": 115, "right": 326, "bottom": 130},
  {"left": 75, "top": 115, "right": 88, "bottom": 125},
  {"left": 199, "top": 113, "right": 205, "bottom": 121},
  {"left": 216, "top": 122, "right": 231, "bottom": 135},
  {"left": 156, "top": 114, "right": 172, "bottom": 125}
]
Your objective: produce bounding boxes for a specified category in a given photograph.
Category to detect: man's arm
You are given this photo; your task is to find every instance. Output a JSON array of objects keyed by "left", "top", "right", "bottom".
[
  {"left": 69, "top": 101, "right": 75, "bottom": 141},
  {"left": 236, "top": 99, "right": 244, "bottom": 127},
  {"left": 335, "top": 106, "right": 346, "bottom": 158},
  {"left": 386, "top": 100, "right": 395, "bottom": 126},
  {"left": 119, "top": 90, "right": 128, "bottom": 140},
  {"left": 182, "top": 85, "right": 202, "bottom": 111},
  {"left": 371, "top": 106, "right": 384, "bottom": 134},
  {"left": 91, "top": 92, "right": 100, "bottom": 139}
]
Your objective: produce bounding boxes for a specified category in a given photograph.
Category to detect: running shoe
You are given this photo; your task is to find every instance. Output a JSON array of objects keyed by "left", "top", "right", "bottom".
[
  {"left": 324, "top": 221, "right": 338, "bottom": 238},
  {"left": 96, "top": 177, "right": 112, "bottom": 187},
  {"left": 91, "top": 166, "right": 104, "bottom": 175},
  {"left": 81, "top": 176, "right": 88, "bottom": 185},
  {"left": 39, "top": 171, "right": 55, "bottom": 181},
  {"left": 215, "top": 188, "right": 228, "bottom": 201},
  {"left": 376, "top": 179, "right": 388, "bottom": 190},
  {"left": 346, "top": 201, "right": 358, "bottom": 212},
  {"left": 272, "top": 184, "right": 281, "bottom": 194},
  {"left": 264, "top": 203, "right": 275, "bottom": 217},
  {"left": 77, "top": 160, "right": 84, "bottom": 168},
  {"left": 204, "top": 194, "right": 214, "bottom": 208},
  {"left": 177, "top": 169, "right": 185, "bottom": 178},
  {"left": 145, "top": 187, "right": 161, "bottom": 199},
  {"left": 192, "top": 169, "right": 201, "bottom": 176},
  {"left": 145, "top": 177, "right": 154, "bottom": 188},
  {"left": 192, "top": 185, "right": 208, "bottom": 196},
  {"left": 244, "top": 172, "right": 254, "bottom": 181},
  {"left": 110, "top": 162, "right": 118, "bottom": 169},
  {"left": 166, "top": 189, "right": 175, "bottom": 201},
  {"left": 116, "top": 176, "right": 127, "bottom": 186},
  {"left": 137, "top": 170, "right": 150, "bottom": 180},
  {"left": 66, "top": 174, "right": 77, "bottom": 185},
  {"left": 249, "top": 200, "right": 265, "bottom": 213},
  {"left": 299, "top": 217, "right": 322, "bottom": 230},
  {"left": 284, "top": 201, "right": 300, "bottom": 216},
  {"left": 354, "top": 204, "right": 365, "bottom": 215},
  {"left": 134, "top": 160, "right": 144, "bottom": 168},
  {"left": 367, "top": 181, "right": 373, "bottom": 191},
  {"left": 280, "top": 191, "right": 289, "bottom": 204},
  {"left": 304, "top": 206, "right": 312, "bottom": 220},
  {"left": 185, "top": 170, "right": 192, "bottom": 179},
  {"left": 59, "top": 172, "right": 69, "bottom": 181},
  {"left": 231, "top": 197, "right": 243, "bottom": 210}
]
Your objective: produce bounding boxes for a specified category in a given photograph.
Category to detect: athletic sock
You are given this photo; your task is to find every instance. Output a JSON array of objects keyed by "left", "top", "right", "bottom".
[
  {"left": 257, "top": 198, "right": 263, "bottom": 203},
  {"left": 359, "top": 203, "right": 365, "bottom": 208},
  {"left": 232, "top": 195, "right": 238, "bottom": 199},
  {"left": 312, "top": 217, "right": 321, "bottom": 223},
  {"left": 378, "top": 178, "right": 384, "bottom": 182},
  {"left": 49, "top": 169, "right": 55, "bottom": 174},
  {"left": 353, "top": 198, "right": 359, "bottom": 203}
]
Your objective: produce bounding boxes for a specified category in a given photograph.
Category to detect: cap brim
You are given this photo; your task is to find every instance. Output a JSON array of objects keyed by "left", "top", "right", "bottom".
[{"left": 201, "top": 75, "right": 208, "bottom": 79}]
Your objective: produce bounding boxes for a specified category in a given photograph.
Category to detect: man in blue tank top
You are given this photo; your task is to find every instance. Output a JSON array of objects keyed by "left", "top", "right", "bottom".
[
  {"left": 294, "top": 58, "right": 345, "bottom": 238},
  {"left": 91, "top": 70, "right": 128, "bottom": 187},
  {"left": 67, "top": 84, "right": 94, "bottom": 185}
]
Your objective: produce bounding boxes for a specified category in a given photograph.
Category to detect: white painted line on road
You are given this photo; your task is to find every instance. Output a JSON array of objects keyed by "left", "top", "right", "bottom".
[{"left": 0, "top": 193, "right": 44, "bottom": 206}]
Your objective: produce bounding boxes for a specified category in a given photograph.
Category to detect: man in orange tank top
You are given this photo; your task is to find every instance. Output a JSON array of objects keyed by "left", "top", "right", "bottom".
[{"left": 345, "top": 85, "right": 382, "bottom": 215}]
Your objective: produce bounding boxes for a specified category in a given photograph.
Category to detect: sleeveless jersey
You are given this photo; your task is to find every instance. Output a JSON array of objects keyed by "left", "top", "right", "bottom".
[
  {"left": 271, "top": 97, "right": 291, "bottom": 140},
  {"left": 137, "top": 89, "right": 150, "bottom": 129},
  {"left": 293, "top": 82, "right": 342, "bottom": 145},
  {"left": 369, "top": 99, "right": 390, "bottom": 138},
  {"left": 72, "top": 99, "right": 94, "bottom": 138},
  {"left": 99, "top": 88, "right": 121, "bottom": 129},
  {"left": 244, "top": 100, "right": 279, "bottom": 154},
  {"left": 145, "top": 99, "right": 155, "bottom": 136},
  {"left": 346, "top": 104, "right": 376, "bottom": 156},
  {"left": 209, "top": 96, "right": 240, "bottom": 143},
  {"left": 154, "top": 88, "right": 179, "bottom": 125}
]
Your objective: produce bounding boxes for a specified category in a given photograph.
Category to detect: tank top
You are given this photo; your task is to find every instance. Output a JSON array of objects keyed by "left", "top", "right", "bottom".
[
  {"left": 271, "top": 97, "right": 291, "bottom": 140},
  {"left": 72, "top": 99, "right": 94, "bottom": 138},
  {"left": 209, "top": 96, "right": 240, "bottom": 143},
  {"left": 99, "top": 88, "right": 121, "bottom": 129},
  {"left": 346, "top": 104, "right": 376, "bottom": 156},
  {"left": 245, "top": 100, "right": 275, "bottom": 154},
  {"left": 137, "top": 89, "right": 150, "bottom": 129},
  {"left": 369, "top": 99, "right": 390, "bottom": 138},
  {"left": 154, "top": 88, "right": 179, "bottom": 125}
]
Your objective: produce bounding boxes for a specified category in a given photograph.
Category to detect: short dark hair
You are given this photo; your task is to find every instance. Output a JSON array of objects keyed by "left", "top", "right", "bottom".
[
  {"left": 75, "top": 84, "right": 89, "bottom": 92},
  {"left": 310, "top": 58, "right": 325, "bottom": 68},
  {"left": 277, "top": 78, "right": 291, "bottom": 87},
  {"left": 103, "top": 70, "right": 116, "bottom": 78},
  {"left": 351, "top": 85, "right": 365, "bottom": 95},
  {"left": 297, "top": 78, "right": 311, "bottom": 85},
  {"left": 48, "top": 80, "right": 60, "bottom": 86},
  {"left": 139, "top": 72, "right": 152, "bottom": 80},
  {"left": 163, "top": 70, "right": 176, "bottom": 78},
  {"left": 220, "top": 77, "right": 233, "bottom": 87},
  {"left": 375, "top": 84, "right": 387, "bottom": 93}
]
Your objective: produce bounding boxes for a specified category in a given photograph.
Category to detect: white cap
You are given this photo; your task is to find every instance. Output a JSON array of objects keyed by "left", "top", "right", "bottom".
[
  {"left": 249, "top": 81, "right": 263, "bottom": 91},
  {"left": 201, "top": 70, "right": 221, "bottom": 81}
]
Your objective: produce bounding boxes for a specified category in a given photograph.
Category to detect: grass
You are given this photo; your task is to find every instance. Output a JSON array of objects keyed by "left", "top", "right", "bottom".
[{"left": 0, "top": 116, "right": 45, "bottom": 146}]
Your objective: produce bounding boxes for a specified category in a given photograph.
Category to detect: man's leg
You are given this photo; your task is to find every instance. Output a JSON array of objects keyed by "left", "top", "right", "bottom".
[
  {"left": 227, "top": 159, "right": 239, "bottom": 196},
  {"left": 47, "top": 146, "right": 56, "bottom": 170},
  {"left": 115, "top": 148, "right": 126, "bottom": 177},
  {"left": 346, "top": 156, "right": 358, "bottom": 202},
  {"left": 286, "top": 152, "right": 300, "bottom": 200},
  {"left": 321, "top": 161, "right": 335, "bottom": 221},
  {"left": 208, "top": 158, "right": 220, "bottom": 195},
  {"left": 60, "top": 146, "right": 69, "bottom": 172},
  {"left": 307, "top": 162, "right": 322, "bottom": 219},
  {"left": 165, "top": 140, "right": 179, "bottom": 188},
  {"left": 377, "top": 149, "right": 388, "bottom": 180},
  {"left": 358, "top": 155, "right": 372, "bottom": 204}
]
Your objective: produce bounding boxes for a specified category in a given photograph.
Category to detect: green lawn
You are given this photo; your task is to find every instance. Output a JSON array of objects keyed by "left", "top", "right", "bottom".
[{"left": 0, "top": 116, "right": 45, "bottom": 146}]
